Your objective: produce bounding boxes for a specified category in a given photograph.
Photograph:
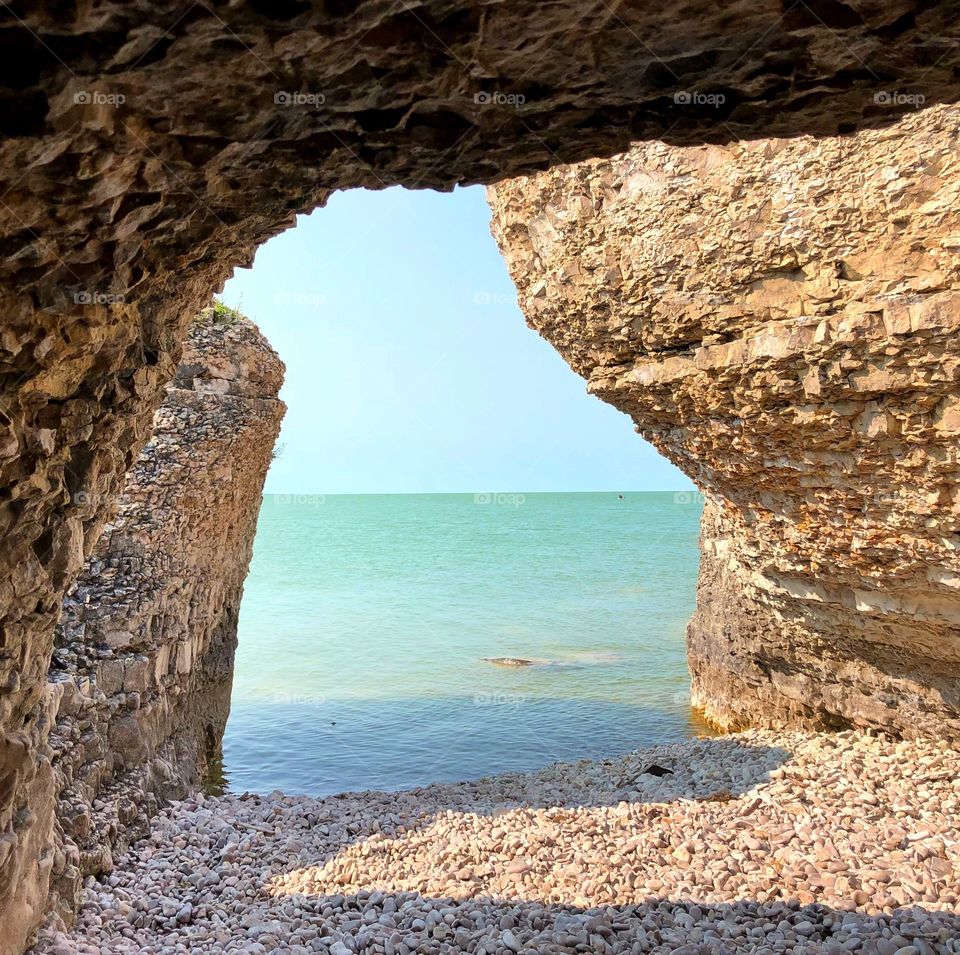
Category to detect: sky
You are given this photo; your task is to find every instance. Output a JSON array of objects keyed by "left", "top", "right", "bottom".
[{"left": 219, "top": 185, "right": 691, "bottom": 495}]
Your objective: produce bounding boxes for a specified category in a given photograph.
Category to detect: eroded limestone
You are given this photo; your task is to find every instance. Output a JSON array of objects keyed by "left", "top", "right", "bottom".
[
  {"left": 42, "top": 310, "right": 283, "bottom": 932},
  {"left": 488, "top": 104, "right": 960, "bottom": 739},
  {"left": 2, "top": 6, "right": 960, "bottom": 947}
]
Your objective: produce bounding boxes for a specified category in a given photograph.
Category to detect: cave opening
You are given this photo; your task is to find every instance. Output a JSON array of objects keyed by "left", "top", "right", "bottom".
[
  {"left": 39, "top": 172, "right": 716, "bottom": 946},
  {"left": 47, "top": 181, "right": 708, "bottom": 830},
  {"left": 208, "top": 184, "right": 708, "bottom": 795},
  {"left": 4, "top": 1, "right": 959, "bottom": 947},
  {"left": 38, "top": 108, "right": 960, "bottom": 951}
]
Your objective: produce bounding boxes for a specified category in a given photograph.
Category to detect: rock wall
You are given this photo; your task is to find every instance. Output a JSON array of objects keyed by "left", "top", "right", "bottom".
[
  {"left": 37, "top": 310, "right": 284, "bottom": 935},
  {"left": 1, "top": 5, "right": 959, "bottom": 950},
  {"left": 488, "top": 104, "right": 960, "bottom": 740}
]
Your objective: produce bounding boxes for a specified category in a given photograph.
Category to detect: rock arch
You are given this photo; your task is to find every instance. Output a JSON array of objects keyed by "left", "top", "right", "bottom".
[
  {"left": 2, "top": 3, "right": 960, "bottom": 950},
  {"left": 488, "top": 103, "right": 960, "bottom": 739}
]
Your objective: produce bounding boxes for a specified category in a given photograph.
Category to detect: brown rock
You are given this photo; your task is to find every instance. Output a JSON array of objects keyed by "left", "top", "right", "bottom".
[
  {"left": 45, "top": 309, "right": 284, "bottom": 927},
  {"left": 0, "top": 6, "right": 959, "bottom": 948},
  {"left": 488, "top": 104, "right": 960, "bottom": 741}
]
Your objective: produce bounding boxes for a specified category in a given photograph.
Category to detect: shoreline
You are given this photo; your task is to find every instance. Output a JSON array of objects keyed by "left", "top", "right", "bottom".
[{"left": 34, "top": 728, "right": 960, "bottom": 954}]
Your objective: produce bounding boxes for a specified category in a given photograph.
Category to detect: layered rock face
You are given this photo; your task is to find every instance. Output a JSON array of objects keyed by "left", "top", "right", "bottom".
[
  {"left": 489, "top": 104, "right": 960, "bottom": 739},
  {"left": 37, "top": 311, "right": 284, "bottom": 932},
  {"left": 1, "top": 6, "right": 959, "bottom": 949}
]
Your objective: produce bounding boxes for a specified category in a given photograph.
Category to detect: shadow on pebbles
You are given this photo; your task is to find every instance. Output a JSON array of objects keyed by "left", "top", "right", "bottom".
[{"left": 33, "top": 729, "right": 960, "bottom": 954}]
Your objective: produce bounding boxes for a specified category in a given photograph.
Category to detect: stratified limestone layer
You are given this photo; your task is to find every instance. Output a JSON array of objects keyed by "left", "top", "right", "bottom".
[
  {"left": 488, "top": 105, "right": 960, "bottom": 739},
  {"left": 2, "top": 6, "right": 959, "bottom": 949},
  {"left": 43, "top": 309, "right": 284, "bottom": 927}
]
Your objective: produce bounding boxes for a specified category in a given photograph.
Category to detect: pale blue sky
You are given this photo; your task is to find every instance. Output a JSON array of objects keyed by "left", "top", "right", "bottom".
[{"left": 219, "top": 185, "right": 691, "bottom": 494}]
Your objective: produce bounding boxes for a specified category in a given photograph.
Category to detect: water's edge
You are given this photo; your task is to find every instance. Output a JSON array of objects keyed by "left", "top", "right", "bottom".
[{"left": 221, "top": 492, "right": 708, "bottom": 796}]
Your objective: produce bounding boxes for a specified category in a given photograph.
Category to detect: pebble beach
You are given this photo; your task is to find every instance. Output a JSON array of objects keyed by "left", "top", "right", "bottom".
[{"left": 35, "top": 729, "right": 960, "bottom": 954}]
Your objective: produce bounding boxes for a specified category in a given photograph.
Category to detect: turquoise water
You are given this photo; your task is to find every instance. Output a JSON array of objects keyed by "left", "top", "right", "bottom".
[{"left": 221, "top": 492, "right": 708, "bottom": 795}]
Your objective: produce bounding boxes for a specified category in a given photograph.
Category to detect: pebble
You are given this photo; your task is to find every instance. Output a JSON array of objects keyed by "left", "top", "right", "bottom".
[{"left": 29, "top": 729, "right": 960, "bottom": 954}]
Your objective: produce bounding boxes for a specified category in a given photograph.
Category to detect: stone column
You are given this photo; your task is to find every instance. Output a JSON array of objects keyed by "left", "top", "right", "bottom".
[
  {"left": 489, "top": 105, "right": 960, "bottom": 738},
  {"left": 45, "top": 309, "right": 285, "bottom": 923}
]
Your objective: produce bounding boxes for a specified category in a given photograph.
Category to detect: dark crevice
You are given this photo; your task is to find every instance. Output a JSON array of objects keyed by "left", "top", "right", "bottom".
[
  {"left": 127, "top": 35, "right": 177, "bottom": 68},
  {"left": 875, "top": 10, "right": 916, "bottom": 39},
  {"left": 248, "top": 0, "right": 310, "bottom": 21},
  {"left": 0, "top": 90, "right": 48, "bottom": 136},
  {"left": 354, "top": 107, "right": 409, "bottom": 133},
  {"left": 321, "top": 0, "right": 355, "bottom": 20},
  {"left": 783, "top": 0, "right": 865, "bottom": 31},
  {"left": 31, "top": 528, "right": 54, "bottom": 565}
]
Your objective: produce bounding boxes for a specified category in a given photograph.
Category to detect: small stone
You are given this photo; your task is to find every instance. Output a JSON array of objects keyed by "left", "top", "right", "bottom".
[{"left": 501, "top": 930, "right": 521, "bottom": 952}]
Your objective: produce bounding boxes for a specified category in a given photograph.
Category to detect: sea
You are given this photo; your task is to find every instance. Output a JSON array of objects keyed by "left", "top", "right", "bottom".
[{"left": 217, "top": 491, "right": 709, "bottom": 796}]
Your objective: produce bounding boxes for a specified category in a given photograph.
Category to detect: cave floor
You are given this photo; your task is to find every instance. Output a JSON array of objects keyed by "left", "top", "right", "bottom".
[{"left": 34, "top": 729, "right": 960, "bottom": 954}]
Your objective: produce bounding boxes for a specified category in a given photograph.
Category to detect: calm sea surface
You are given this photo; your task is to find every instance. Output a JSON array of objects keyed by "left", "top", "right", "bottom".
[{"left": 219, "top": 492, "right": 708, "bottom": 796}]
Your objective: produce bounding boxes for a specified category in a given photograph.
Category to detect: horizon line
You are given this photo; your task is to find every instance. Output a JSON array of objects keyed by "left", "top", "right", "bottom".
[{"left": 262, "top": 488, "right": 698, "bottom": 496}]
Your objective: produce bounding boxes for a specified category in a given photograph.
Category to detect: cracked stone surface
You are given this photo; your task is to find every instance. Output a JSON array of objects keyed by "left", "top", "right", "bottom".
[
  {"left": 44, "top": 308, "right": 283, "bottom": 928},
  {"left": 2, "top": 4, "right": 960, "bottom": 950},
  {"left": 2, "top": 310, "right": 282, "bottom": 951},
  {"left": 488, "top": 103, "right": 960, "bottom": 741}
]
